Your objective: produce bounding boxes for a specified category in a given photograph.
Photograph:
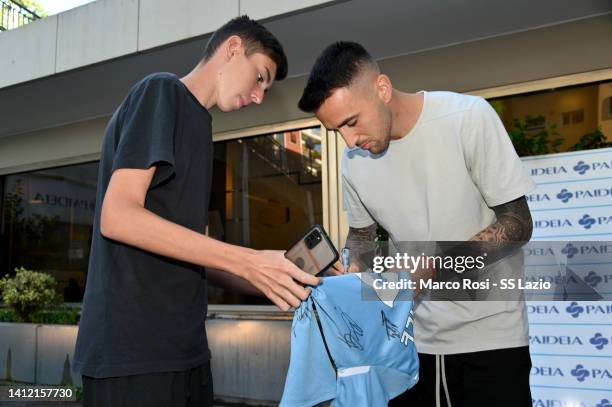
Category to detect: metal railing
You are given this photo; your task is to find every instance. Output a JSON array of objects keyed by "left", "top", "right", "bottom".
[{"left": 1, "top": 0, "right": 40, "bottom": 32}]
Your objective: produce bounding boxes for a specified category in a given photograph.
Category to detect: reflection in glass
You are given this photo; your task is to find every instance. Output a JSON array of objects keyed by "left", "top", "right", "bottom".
[
  {"left": 0, "top": 162, "right": 98, "bottom": 302},
  {"left": 489, "top": 80, "right": 612, "bottom": 156},
  {"left": 208, "top": 126, "right": 324, "bottom": 304},
  {"left": 0, "top": 127, "right": 325, "bottom": 306}
]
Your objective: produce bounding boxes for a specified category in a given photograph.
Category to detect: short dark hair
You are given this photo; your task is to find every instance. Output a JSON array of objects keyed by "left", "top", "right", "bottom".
[
  {"left": 202, "top": 15, "right": 288, "bottom": 81},
  {"left": 298, "top": 41, "right": 376, "bottom": 113}
]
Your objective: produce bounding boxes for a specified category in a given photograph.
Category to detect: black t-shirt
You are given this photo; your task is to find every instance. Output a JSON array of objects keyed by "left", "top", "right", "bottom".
[{"left": 73, "top": 73, "right": 213, "bottom": 378}]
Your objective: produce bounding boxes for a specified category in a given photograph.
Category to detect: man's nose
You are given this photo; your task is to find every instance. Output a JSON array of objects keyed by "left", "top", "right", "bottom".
[
  {"left": 251, "top": 87, "right": 265, "bottom": 105},
  {"left": 341, "top": 130, "right": 359, "bottom": 148}
]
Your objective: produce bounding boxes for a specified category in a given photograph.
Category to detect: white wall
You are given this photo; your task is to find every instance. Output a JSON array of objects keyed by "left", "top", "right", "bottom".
[
  {"left": 56, "top": 0, "right": 139, "bottom": 72},
  {"left": 0, "top": 15, "right": 57, "bottom": 87},
  {"left": 1, "top": 15, "right": 611, "bottom": 176},
  {"left": 0, "top": 119, "right": 106, "bottom": 176},
  {"left": 0, "top": 0, "right": 335, "bottom": 89}
]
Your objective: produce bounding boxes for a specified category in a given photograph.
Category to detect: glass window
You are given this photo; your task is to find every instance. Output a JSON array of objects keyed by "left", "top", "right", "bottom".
[
  {"left": 208, "top": 126, "right": 324, "bottom": 304},
  {"left": 1, "top": 162, "right": 99, "bottom": 302},
  {"left": 489, "top": 80, "right": 612, "bottom": 156},
  {"left": 0, "top": 126, "right": 325, "bottom": 306}
]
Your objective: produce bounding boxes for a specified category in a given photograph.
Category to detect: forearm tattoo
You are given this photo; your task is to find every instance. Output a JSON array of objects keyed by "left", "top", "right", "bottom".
[
  {"left": 459, "top": 196, "right": 533, "bottom": 266},
  {"left": 345, "top": 223, "right": 377, "bottom": 269},
  {"left": 471, "top": 196, "right": 533, "bottom": 245},
  {"left": 439, "top": 196, "right": 533, "bottom": 269}
]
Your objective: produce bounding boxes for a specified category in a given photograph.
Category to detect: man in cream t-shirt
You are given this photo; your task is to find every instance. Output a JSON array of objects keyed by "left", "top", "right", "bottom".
[{"left": 299, "top": 41, "right": 534, "bottom": 407}]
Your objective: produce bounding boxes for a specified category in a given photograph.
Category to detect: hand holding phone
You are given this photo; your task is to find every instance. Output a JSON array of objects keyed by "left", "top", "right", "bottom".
[{"left": 285, "top": 225, "right": 339, "bottom": 276}]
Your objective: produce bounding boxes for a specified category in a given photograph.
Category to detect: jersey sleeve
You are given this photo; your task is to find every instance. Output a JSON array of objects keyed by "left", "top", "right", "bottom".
[
  {"left": 461, "top": 97, "right": 535, "bottom": 207},
  {"left": 112, "top": 76, "right": 179, "bottom": 188},
  {"left": 342, "top": 172, "right": 375, "bottom": 228}
]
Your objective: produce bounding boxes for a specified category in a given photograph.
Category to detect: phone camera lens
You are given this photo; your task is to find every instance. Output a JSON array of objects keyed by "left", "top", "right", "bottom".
[{"left": 306, "top": 230, "right": 321, "bottom": 249}]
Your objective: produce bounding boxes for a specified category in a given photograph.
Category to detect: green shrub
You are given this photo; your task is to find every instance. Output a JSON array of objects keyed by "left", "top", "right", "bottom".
[
  {"left": 31, "top": 306, "right": 81, "bottom": 325},
  {"left": 0, "top": 267, "right": 60, "bottom": 322},
  {"left": 0, "top": 307, "right": 18, "bottom": 322},
  {"left": 508, "top": 116, "right": 564, "bottom": 157},
  {"left": 0, "top": 305, "right": 80, "bottom": 325},
  {"left": 570, "top": 128, "right": 612, "bottom": 151}
]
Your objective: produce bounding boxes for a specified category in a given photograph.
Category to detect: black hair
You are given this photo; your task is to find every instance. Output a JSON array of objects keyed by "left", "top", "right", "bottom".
[
  {"left": 298, "top": 41, "right": 376, "bottom": 112},
  {"left": 202, "top": 15, "right": 288, "bottom": 81}
]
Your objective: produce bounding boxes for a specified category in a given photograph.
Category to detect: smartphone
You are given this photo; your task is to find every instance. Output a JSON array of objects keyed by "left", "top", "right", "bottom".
[{"left": 285, "top": 225, "right": 339, "bottom": 276}]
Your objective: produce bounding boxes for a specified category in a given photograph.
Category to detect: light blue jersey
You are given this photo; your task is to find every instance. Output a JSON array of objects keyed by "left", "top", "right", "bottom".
[{"left": 281, "top": 272, "right": 419, "bottom": 407}]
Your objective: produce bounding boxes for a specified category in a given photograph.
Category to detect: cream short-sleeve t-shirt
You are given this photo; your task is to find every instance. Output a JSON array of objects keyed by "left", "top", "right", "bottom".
[{"left": 342, "top": 91, "right": 535, "bottom": 354}]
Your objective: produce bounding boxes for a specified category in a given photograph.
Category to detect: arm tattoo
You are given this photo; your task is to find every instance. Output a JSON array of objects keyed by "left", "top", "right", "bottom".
[
  {"left": 439, "top": 196, "right": 533, "bottom": 269},
  {"left": 345, "top": 223, "right": 377, "bottom": 270},
  {"left": 471, "top": 196, "right": 533, "bottom": 245}
]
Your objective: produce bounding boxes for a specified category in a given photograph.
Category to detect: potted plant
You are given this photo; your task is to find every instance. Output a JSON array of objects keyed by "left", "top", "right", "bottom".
[
  {"left": 0, "top": 267, "right": 60, "bottom": 323},
  {"left": 0, "top": 268, "right": 81, "bottom": 387}
]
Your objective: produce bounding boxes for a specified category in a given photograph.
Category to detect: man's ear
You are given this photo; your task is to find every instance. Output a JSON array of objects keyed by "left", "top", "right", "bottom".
[
  {"left": 224, "top": 35, "right": 244, "bottom": 60},
  {"left": 376, "top": 74, "right": 392, "bottom": 104}
]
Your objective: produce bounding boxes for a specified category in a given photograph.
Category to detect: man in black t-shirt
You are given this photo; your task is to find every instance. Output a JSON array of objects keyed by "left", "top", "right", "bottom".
[{"left": 73, "top": 16, "right": 320, "bottom": 407}]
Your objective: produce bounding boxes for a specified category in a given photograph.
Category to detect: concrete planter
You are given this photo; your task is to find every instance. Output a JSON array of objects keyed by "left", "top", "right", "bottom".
[
  {"left": 0, "top": 322, "right": 80, "bottom": 387},
  {"left": 207, "top": 318, "right": 292, "bottom": 404},
  {"left": 0, "top": 310, "right": 293, "bottom": 404}
]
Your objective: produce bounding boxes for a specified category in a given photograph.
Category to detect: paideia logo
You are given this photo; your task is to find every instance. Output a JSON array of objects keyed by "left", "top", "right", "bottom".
[
  {"left": 527, "top": 304, "right": 560, "bottom": 315},
  {"left": 534, "top": 218, "right": 573, "bottom": 229},
  {"left": 555, "top": 188, "right": 612, "bottom": 203},
  {"left": 529, "top": 333, "right": 612, "bottom": 350},
  {"left": 570, "top": 364, "right": 589, "bottom": 382},
  {"left": 566, "top": 302, "right": 585, "bottom": 318},
  {"left": 573, "top": 161, "right": 590, "bottom": 175},
  {"left": 527, "top": 193, "right": 551, "bottom": 203},
  {"left": 530, "top": 166, "right": 568, "bottom": 177},
  {"left": 578, "top": 215, "right": 596, "bottom": 229},
  {"left": 562, "top": 243, "right": 579, "bottom": 259},
  {"left": 570, "top": 363, "right": 612, "bottom": 382},
  {"left": 565, "top": 302, "right": 612, "bottom": 318},
  {"left": 530, "top": 302, "right": 612, "bottom": 316},
  {"left": 529, "top": 334, "right": 583, "bottom": 346},
  {"left": 529, "top": 214, "right": 612, "bottom": 229},
  {"left": 557, "top": 189, "right": 573, "bottom": 203},
  {"left": 584, "top": 271, "right": 603, "bottom": 288},
  {"left": 532, "top": 159, "right": 612, "bottom": 177},
  {"left": 589, "top": 333, "right": 610, "bottom": 350},
  {"left": 572, "top": 159, "right": 612, "bottom": 175},
  {"left": 559, "top": 242, "right": 612, "bottom": 259},
  {"left": 531, "top": 366, "right": 564, "bottom": 377}
]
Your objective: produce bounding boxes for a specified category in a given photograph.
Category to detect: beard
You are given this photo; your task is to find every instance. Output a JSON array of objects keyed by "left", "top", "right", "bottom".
[{"left": 370, "top": 106, "right": 393, "bottom": 154}]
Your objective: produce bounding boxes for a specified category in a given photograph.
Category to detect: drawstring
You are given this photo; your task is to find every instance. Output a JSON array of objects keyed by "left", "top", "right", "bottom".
[
  {"left": 441, "top": 355, "right": 452, "bottom": 407},
  {"left": 435, "top": 355, "right": 453, "bottom": 407},
  {"left": 435, "top": 355, "right": 441, "bottom": 407}
]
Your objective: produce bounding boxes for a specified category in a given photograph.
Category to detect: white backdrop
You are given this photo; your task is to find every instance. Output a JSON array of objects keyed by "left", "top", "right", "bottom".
[{"left": 522, "top": 147, "right": 612, "bottom": 406}]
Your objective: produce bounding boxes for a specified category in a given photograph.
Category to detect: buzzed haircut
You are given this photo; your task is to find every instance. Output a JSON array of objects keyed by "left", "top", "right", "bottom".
[
  {"left": 202, "top": 15, "right": 288, "bottom": 81},
  {"left": 298, "top": 41, "right": 377, "bottom": 112}
]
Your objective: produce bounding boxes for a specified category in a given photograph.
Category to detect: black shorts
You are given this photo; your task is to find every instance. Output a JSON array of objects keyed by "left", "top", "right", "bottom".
[
  {"left": 389, "top": 346, "right": 532, "bottom": 407},
  {"left": 82, "top": 362, "right": 214, "bottom": 407}
]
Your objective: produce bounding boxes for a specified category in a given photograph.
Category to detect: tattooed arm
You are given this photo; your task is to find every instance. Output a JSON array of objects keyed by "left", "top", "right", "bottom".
[
  {"left": 345, "top": 223, "right": 378, "bottom": 271},
  {"left": 423, "top": 196, "right": 534, "bottom": 301},
  {"left": 467, "top": 195, "right": 533, "bottom": 265},
  {"left": 471, "top": 196, "right": 533, "bottom": 244},
  {"left": 328, "top": 223, "right": 377, "bottom": 275},
  {"left": 438, "top": 196, "right": 533, "bottom": 269}
]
